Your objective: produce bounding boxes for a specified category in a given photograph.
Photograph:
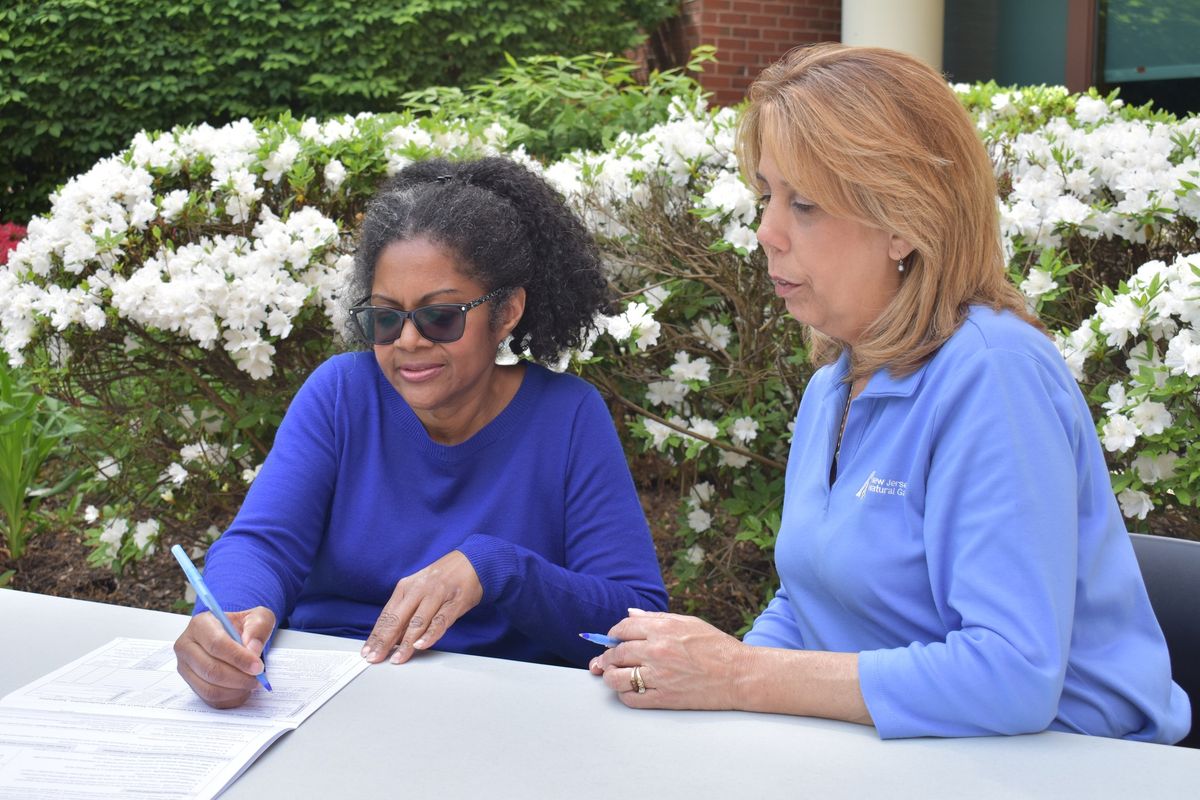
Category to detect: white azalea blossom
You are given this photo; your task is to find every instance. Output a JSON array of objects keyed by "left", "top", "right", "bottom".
[
  {"left": 1129, "top": 401, "right": 1172, "bottom": 436},
  {"left": 643, "top": 418, "right": 674, "bottom": 450},
  {"left": 694, "top": 318, "right": 732, "bottom": 351},
  {"left": 686, "top": 508, "right": 712, "bottom": 533},
  {"left": 1117, "top": 488, "right": 1153, "bottom": 520},
  {"left": 646, "top": 379, "right": 689, "bottom": 408},
  {"left": 324, "top": 159, "right": 347, "bottom": 191},
  {"left": 1133, "top": 452, "right": 1179, "bottom": 484},
  {"left": 96, "top": 456, "right": 121, "bottom": 480},
  {"left": 668, "top": 351, "right": 712, "bottom": 384},
  {"left": 719, "top": 449, "right": 751, "bottom": 469},
  {"left": 164, "top": 462, "right": 189, "bottom": 485},
  {"left": 133, "top": 519, "right": 160, "bottom": 550},
  {"left": 730, "top": 416, "right": 759, "bottom": 444},
  {"left": 99, "top": 517, "right": 129, "bottom": 553},
  {"left": 1100, "top": 414, "right": 1139, "bottom": 453},
  {"left": 1019, "top": 268, "right": 1058, "bottom": 298}
]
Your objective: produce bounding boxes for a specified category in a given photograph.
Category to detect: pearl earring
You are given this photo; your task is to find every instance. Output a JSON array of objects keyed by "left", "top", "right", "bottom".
[{"left": 897, "top": 257, "right": 905, "bottom": 273}]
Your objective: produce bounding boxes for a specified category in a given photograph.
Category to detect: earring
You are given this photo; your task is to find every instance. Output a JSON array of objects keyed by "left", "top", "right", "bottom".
[{"left": 897, "top": 257, "right": 905, "bottom": 273}]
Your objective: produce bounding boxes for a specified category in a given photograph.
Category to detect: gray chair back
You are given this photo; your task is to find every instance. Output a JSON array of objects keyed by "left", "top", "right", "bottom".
[{"left": 1129, "top": 532, "right": 1199, "bottom": 747}]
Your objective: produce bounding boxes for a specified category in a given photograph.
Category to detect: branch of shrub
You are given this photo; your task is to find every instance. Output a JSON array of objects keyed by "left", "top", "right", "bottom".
[{"left": 592, "top": 373, "right": 786, "bottom": 472}]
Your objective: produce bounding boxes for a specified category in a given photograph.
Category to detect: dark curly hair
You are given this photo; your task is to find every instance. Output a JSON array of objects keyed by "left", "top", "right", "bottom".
[{"left": 345, "top": 156, "right": 612, "bottom": 363}]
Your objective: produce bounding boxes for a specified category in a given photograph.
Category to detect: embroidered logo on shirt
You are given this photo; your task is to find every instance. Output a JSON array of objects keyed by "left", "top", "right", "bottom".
[{"left": 855, "top": 470, "right": 907, "bottom": 498}]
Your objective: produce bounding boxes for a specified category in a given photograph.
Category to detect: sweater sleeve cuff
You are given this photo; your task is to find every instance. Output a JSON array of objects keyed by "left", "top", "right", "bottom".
[
  {"left": 457, "top": 533, "right": 519, "bottom": 602},
  {"left": 857, "top": 648, "right": 899, "bottom": 739}
]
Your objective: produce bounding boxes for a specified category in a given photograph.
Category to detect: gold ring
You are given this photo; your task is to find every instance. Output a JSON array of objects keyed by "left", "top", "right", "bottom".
[{"left": 632, "top": 665, "right": 646, "bottom": 694}]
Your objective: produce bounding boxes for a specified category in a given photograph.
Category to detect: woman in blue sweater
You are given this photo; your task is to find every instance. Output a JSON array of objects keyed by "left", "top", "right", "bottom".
[
  {"left": 590, "top": 45, "right": 1190, "bottom": 742},
  {"left": 175, "top": 157, "right": 667, "bottom": 708}
]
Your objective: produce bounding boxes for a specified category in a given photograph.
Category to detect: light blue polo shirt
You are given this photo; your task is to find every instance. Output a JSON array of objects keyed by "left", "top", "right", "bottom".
[{"left": 745, "top": 306, "right": 1191, "bottom": 742}]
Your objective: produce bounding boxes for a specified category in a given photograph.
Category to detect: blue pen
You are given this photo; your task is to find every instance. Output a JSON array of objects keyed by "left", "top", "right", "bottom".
[
  {"left": 171, "top": 544, "right": 272, "bottom": 692},
  {"left": 578, "top": 632, "right": 621, "bottom": 647}
]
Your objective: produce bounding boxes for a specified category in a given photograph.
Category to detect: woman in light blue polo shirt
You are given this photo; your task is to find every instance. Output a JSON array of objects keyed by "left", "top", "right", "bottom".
[{"left": 589, "top": 43, "right": 1190, "bottom": 743}]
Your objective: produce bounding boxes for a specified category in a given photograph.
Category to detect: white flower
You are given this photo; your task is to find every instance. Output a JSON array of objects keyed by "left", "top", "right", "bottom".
[
  {"left": 1133, "top": 452, "right": 1179, "bottom": 484},
  {"left": 687, "top": 508, "right": 713, "bottom": 533},
  {"left": 689, "top": 481, "right": 714, "bottom": 507},
  {"left": 133, "top": 518, "right": 160, "bottom": 550},
  {"left": 262, "top": 137, "right": 301, "bottom": 183},
  {"left": 642, "top": 286, "right": 671, "bottom": 310},
  {"left": 96, "top": 456, "right": 121, "bottom": 480},
  {"left": 619, "top": 302, "right": 661, "bottom": 349},
  {"left": 163, "top": 462, "right": 189, "bottom": 485},
  {"left": 603, "top": 312, "right": 634, "bottom": 343},
  {"left": 730, "top": 416, "right": 759, "bottom": 444},
  {"left": 646, "top": 380, "right": 688, "bottom": 408},
  {"left": 687, "top": 416, "right": 719, "bottom": 443},
  {"left": 99, "top": 517, "right": 129, "bottom": 552},
  {"left": 1074, "top": 95, "right": 1111, "bottom": 125},
  {"left": 701, "top": 171, "right": 757, "bottom": 222},
  {"left": 990, "top": 92, "right": 1016, "bottom": 117},
  {"left": 719, "top": 450, "right": 751, "bottom": 469},
  {"left": 324, "top": 159, "right": 347, "bottom": 192},
  {"left": 683, "top": 544, "right": 706, "bottom": 565},
  {"left": 1129, "top": 400, "right": 1172, "bottom": 436},
  {"left": 723, "top": 223, "right": 759, "bottom": 253},
  {"left": 180, "top": 443, "right": 205, "bottom": 463},
  {"left": 1164, "top": 329, "right": 1200, "bottom": 376},
  {"left": 241, "top": 463, "right": 262, "bottom": 484},
  {"left": 1096, "top": 295, "right": 1145, "bottom": 348},
  {"left": 160, "top": 190, "right": 190, "bottom": 222},
  {"left": 1102, "top": 382, "right": 1127, "bottom": 414},
  {"left": 83, "top": 504, "right": 99, "bottom": 523},
  {"left": 1100, "top": 414, "right": 1139, "bottom": 453},
  {"left": 1117, "top": 488, "right": 1153, "bottom": 520},
  {"left": 1019, "top": 268, "right": 1058, "bottom": 298},
  {"left": 694, "top": 318, "right": 731, "bottom": 351},
  {"left": 668, "top": 351, "right": 712, "bottom": 383},
  {"left": 643, "top": 418, "right": 674, "bottom": 449}
]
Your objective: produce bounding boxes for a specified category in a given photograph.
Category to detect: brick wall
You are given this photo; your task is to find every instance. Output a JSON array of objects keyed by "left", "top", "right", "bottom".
[{"left": 681, "top": 0, "right": 841, "bottom": 106}]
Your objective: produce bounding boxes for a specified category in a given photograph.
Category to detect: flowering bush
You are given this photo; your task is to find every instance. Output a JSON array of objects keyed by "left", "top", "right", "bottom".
[
  {"left": 1, "top": 83, "right": 1197, "bottom": 626},
  {"left": 1057, "top": 254, "right": 1200, "bottom": 526},
  {"left": 0, "top": 111, "right": 515, "bottom": 569},
  {"left": 961, "top": 84, "right": 1200, "bottom": 533}
]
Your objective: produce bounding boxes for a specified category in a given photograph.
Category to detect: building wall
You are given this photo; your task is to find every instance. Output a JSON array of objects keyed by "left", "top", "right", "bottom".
[{"left": 680, "top": 0, "right": 841, "bottom": 106}]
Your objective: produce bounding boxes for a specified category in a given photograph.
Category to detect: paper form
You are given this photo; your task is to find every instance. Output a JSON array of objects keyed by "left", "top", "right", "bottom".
[{"left": 0, "top": 637, "right": 368, "bottom": 799}]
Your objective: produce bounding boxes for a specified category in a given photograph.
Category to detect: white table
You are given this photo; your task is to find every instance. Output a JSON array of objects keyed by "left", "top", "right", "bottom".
[{"left": 2, "top": 589, "right": 1196, "bottom": 798}]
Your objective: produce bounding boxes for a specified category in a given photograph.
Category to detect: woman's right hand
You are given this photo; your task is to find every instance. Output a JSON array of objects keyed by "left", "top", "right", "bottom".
[{"left": 174, "top": 606, "right": 276, "bottom": 708}]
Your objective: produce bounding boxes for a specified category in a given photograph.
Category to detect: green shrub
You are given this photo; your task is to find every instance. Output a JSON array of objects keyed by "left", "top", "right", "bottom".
[
  {"left": 402, "top": 46, "right": 716, "bottom": 160},
  {"left": 0, "top": 0, "right": 679, "bottom": 222}
]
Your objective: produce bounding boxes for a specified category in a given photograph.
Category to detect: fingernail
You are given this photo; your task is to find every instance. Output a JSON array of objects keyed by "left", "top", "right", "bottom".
[
  {"left": 413, "top": 638, "right": 426, "bottom": 649},
  {"left": 628, "top": 607, "right": 646, "bottom": 616},
  {"left": 361, "top": 645, "right": 373, "bottom": 660},
  {"left": 390, "top": 651, "right": 403, "bottom": 664}
]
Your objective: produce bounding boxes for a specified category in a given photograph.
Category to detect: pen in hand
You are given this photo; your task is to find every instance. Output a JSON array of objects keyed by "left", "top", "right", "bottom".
[
  {"left": 578, "top": 632, "right": 622, "bottom": 647},
  {"left": 171, "top": 544, "right": 272, "bottom": 692}
]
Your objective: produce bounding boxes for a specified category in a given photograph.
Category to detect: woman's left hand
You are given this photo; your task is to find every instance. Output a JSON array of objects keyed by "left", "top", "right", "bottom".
[
  {"left": 588, "top": 609, "right": 748, "bottom": 709},
  {"left": 361, "top": 550, "right": 483, "bottom": 664}
]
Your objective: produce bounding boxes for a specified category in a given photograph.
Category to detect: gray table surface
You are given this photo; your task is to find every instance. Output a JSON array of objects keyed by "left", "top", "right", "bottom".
[{"left": 2, "top": 588, "right": 1196, "bottom": 798}]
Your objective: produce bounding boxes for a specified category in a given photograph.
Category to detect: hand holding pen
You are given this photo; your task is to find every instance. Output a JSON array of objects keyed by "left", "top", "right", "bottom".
[{"left": 171, "top": 545, "right": 276, "bottom": 709}]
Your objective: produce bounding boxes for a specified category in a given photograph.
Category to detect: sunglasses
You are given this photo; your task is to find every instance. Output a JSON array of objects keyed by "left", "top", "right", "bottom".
[{"left": 349, "top": 287, "right": 507, "bottom": 345}]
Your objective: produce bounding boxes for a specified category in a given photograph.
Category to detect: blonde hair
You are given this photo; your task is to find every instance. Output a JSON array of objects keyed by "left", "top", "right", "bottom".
[{"left": 737, "top": 43, "right": 1041, "bottom": 383}]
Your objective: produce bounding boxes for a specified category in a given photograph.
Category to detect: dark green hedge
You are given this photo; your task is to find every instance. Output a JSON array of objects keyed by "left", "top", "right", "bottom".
[{"left": 0, "top": 0, "right": 678, "bottom": 222}]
